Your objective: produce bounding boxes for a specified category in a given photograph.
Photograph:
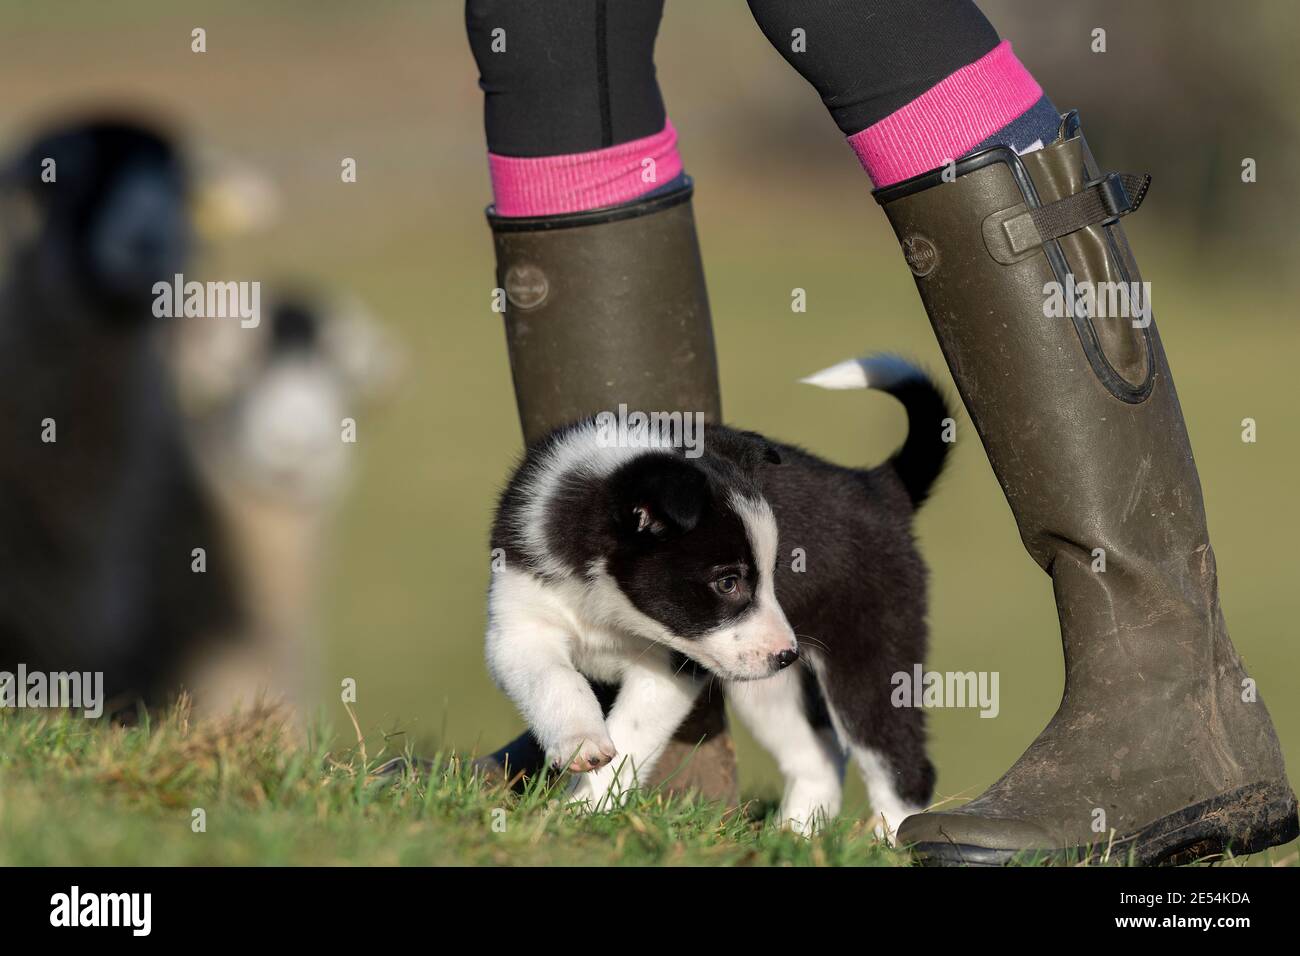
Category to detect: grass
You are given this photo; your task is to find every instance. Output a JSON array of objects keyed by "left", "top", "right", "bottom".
[
  {"left": 0, "top": 702, "right": 907, "bottom": 867},
  {"left": 2, "top": 703, "right": 1293, "bottom": 867}
]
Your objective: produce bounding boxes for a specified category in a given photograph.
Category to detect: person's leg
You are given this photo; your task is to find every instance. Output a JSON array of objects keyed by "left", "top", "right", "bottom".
[
  {"left": 748, "top": 0, "right": 1296, "bottom": 863},
  {"left": 469, "top": 0, "right": 689, "bottom": 215},
  {"left": 466, "top": 0, "right": 736, "bottom": 803},
  {"left": 747, "top": 0, "right": 1060, "bottom": 183}
]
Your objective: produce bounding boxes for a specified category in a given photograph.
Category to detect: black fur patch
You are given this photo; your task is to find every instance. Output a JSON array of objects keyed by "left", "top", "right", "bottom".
[
  {"left": 606, "top": 457, "right": 755, "bottom": 637},
  {"left": 7, "top": 119, "right": 191, "bottom": 318},
  {"left": 0, "top": 119, "right": 241, "bottom": 708}
]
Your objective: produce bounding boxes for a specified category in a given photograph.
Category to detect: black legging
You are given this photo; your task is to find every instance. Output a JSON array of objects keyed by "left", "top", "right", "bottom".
[{"left": 466, "top": 0, "right": 1001, "bottom": 157}]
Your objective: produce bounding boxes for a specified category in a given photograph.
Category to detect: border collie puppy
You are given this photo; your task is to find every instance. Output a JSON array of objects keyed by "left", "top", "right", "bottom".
[{"left": 487, "top": 355, "right": 951, "bottom": 839}]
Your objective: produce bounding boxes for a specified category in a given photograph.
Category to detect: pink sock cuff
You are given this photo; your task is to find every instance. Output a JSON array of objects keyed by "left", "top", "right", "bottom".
[
  {"left": 488, "top": 121, "right": 683, "bottom": 217},
  {"left": 847, "top": 40, "right": 1043, "bottom": 188}
]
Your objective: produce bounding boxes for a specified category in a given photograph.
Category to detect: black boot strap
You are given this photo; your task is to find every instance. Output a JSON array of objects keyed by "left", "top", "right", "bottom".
[{"left": 1002, "top": 172, "right": 1152, "bottom": 255}]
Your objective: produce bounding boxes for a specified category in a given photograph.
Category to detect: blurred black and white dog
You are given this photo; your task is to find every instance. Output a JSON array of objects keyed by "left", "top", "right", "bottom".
[{"left": 487, "top": 355, "right": 951, "bottom": 838}]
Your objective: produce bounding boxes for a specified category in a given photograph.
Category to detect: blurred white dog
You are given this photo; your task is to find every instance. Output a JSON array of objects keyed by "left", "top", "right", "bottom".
[{"left": 169, "top": 292, "right": 398, "bottom": 718}]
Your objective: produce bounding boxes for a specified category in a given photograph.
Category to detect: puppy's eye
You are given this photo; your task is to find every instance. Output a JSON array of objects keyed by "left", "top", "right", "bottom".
[{"left": 713, "top": 575, "right": 740, "bottom": 595}]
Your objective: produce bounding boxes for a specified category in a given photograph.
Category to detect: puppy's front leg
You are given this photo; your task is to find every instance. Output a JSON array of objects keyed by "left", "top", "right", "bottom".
[
  {"left": 486, "top": 584, "right": 613, "bottom": 772},
  {"left": 571, "top": 655, "right": 703, "bottom": 810}
]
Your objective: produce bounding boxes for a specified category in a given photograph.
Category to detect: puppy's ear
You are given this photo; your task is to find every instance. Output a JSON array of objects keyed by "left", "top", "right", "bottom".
[{"left": 610, "top": 453, "right": 709, "bottom": 540}]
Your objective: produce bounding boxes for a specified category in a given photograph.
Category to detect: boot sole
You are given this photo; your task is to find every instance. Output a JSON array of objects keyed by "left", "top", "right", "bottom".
[{"left": 909, "top": 780, "right": 1300, "bottom": 867}]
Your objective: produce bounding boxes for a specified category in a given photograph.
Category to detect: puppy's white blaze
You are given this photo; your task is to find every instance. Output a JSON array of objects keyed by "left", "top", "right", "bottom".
[
  {"left": 717, "top": 494, "right": 797, "bottom": 676},
  {"left": 730, "top": 494, "right": 779, "bottom": 586},
  {"left": 732, "top": 497, "right": 784, "bottom": 627},
  {"left": 799, "top": 353, "right": 922, "bottom": 392}
]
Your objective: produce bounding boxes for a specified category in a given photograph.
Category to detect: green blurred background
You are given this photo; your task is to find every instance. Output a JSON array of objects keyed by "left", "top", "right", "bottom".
[{"left": 1, "top": 0, "right": 1296, "bottom": 833}]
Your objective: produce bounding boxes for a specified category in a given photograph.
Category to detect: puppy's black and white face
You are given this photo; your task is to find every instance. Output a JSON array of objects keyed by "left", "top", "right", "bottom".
[{"left": 601, "top": 448, "right": 798, "bottom": 681}]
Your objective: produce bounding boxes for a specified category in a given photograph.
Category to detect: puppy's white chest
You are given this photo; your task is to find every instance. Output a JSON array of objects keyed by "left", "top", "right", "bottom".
[{"left": 568, "top": 622, "right": 641, "bottom": 684}]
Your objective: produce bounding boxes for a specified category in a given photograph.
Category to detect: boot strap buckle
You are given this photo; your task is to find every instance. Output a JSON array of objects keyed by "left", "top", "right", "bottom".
[
  {"left": 997, "top": 171, "right": 1152, "bottom": 256},
  {"left": 1092, "top": 171, "right": 1135, "bottom": 224}
]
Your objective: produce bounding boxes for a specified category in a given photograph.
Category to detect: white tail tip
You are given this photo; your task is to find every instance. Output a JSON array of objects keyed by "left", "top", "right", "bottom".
[
  {"left": 800, "top": 354, "right": 919, "bottom": 391},
  {"left": 799, "top": 358, "right": 870, "bottom": 390}
]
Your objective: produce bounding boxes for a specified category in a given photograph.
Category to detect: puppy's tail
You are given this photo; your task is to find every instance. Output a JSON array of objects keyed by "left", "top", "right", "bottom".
[{"left": 800, "top": 354, "right": 953, "bottom": 508}]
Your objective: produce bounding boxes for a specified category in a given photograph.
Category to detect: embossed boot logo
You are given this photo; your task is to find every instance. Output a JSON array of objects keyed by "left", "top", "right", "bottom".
[
  {"left": 902, "top": 236, "right": 938, "bottom": 277},
  {"left": 504, "top": 264, "right": 549, "bottom": 310}
]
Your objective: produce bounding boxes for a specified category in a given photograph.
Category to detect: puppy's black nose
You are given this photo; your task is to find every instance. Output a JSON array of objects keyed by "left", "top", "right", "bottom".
[{"left": 775, "top": 648, "right": 799, "bottom": 670}]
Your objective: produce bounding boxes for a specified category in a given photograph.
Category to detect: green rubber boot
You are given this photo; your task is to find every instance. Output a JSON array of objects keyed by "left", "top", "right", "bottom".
[
  {"left": 880, "top": 112, "right": 1297, "bottom": 865},
  {"left": 476, "top": 182, "right": 738, "bottom": 804}
]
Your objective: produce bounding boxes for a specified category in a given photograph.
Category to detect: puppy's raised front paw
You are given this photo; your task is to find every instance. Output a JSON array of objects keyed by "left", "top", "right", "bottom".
[{"left": 548, "top": 730, "right": 616, "bottom": 773}]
